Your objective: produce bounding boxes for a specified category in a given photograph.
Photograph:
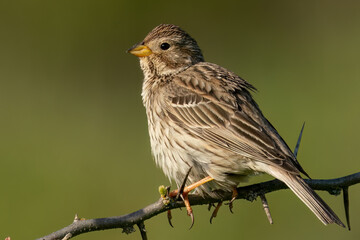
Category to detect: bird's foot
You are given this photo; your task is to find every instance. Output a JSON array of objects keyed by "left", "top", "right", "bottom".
[
  {"left": 225, "top": 188, "right": 238, "bottom": 213},
  {"left": 209, "top": 201, "right": 223, "bottom": 223},
  {"left": 164, "top": 167, "right": 214, "bottom": 229}
]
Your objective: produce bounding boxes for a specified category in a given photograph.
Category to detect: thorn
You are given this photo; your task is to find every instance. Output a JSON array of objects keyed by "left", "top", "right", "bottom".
[
  {"left": 61, "top": 233, "right": 72, "bottom": 240},
  {"left": 294, "top": 122, "right": 305, "bottom": 158},
  {"left": 342, "top": 187, "right": 351, "bottom": 230},
  {"left": 73, "top": 214, "right": 85, "bottom": 222},
  {"left": 137, "top": 222, "right": 148, "bottom": 240},
  {"left": 210, "top": 202, "right": 223, "bottom": 224},
  {"left": 176, "top": 167, "right": 192, "bottom": 200},
  {"left": 167, "top": 172, "right": 213, "bottom": 230},
  {"left": 293, "top": 122, "right": 311, "bottom": 179},
  {"left": 260, "top": 194, "right": 273, "bottom": 224},
  {"left": 166, "top": 186, "right": 171, "bottom": 195},
  {"left": 167, "top": 210, "right": 174, "bottom": 228}
]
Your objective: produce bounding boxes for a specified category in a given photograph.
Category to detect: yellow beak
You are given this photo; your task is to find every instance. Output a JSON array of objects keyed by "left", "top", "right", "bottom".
[{"left": 127, "top": 44, "right": 152, "bottom": 57}]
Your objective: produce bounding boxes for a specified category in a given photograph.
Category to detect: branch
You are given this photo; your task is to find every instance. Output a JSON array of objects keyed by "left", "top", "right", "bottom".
[{"left": 36, "top": 172, "right": 360, "bottom": 240}]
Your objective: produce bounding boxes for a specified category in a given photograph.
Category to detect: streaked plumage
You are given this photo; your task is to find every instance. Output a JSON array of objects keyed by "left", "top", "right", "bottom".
[{"left": 129, "top": 24, "right": 344, "bottom": 226}]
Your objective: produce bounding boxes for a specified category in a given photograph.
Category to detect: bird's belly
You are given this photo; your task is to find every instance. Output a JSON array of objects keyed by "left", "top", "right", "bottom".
[{"left": 148, "top": 121, "right": 258, "bottom": 195}]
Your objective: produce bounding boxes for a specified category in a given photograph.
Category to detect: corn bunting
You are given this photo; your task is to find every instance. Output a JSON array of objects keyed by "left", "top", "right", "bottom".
[{"left": 128, "top": 24, "right": 344, "bottom": 227}]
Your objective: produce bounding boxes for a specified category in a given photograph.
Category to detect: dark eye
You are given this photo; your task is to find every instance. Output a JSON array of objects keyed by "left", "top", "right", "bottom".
[{"left": 160, "top": 42, "right": 170, "bottom": 50}]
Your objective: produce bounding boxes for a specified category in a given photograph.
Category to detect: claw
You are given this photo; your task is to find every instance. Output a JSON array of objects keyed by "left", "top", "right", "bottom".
[
  {"left": 180, "top": 192, "right": 195, "bottom": 229},
  {"left": 208, "top": 203, "right": 215, "bottom": 211},
  {"left": 166, "top": 168, "right": 214, "bottom": 229},
  {"left": 226, "top": 188, "right": 238, "bottom": 213},
  {"left": 167, "top": 210, "right": 174, "bottom": 228},
  {"left": 189, "top": 211, "right": 195, "bottom": 229},
  {"left": 228, "top": 202, "right": 234, "bottom": 213},
  {"left": 210, "top": 202, "right": 223, "bottom": 224}
]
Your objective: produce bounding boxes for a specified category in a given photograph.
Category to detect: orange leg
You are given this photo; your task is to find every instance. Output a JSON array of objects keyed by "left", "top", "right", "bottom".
[
  {"left": 169, "top": 176, "right": 214, "bottom": 198},
  {"left": 168, "top": 174, "right": 214, "bottom": 229}
]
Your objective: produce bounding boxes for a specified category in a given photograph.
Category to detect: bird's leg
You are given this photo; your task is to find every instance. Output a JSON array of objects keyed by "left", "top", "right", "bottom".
[
  {"left": 163, "top": 169, "right": 191, "bottom": 228},
  {"left": 169, "top": 175, "right": 214, "bottom": 229},
  {"left": 169, "top": 176, "right": 214, "bottom": 198},
  {"left": 168, "top": 168, "right": 214, "bottom": 229}
]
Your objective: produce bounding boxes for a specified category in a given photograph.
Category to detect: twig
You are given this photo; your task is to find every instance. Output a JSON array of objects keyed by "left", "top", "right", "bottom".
[
  {"left": 260, "top": 194, "right": 273, "bottom": 224},
  {"left": 137, "top": 222, "right": 147, "bottom": 240},
  {"left": 36, "top": 172, "right": 360, "bottom": 240}
]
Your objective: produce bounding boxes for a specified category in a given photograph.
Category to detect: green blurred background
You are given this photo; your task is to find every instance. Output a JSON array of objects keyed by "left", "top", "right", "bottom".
[{"left": 1, "top": 0, "right": 359, "bottom": 239}]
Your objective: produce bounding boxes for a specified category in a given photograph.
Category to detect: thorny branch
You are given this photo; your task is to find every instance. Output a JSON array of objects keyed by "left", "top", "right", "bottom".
[{"left": 36, "top": 172, "right": 360, "bottom": 240}]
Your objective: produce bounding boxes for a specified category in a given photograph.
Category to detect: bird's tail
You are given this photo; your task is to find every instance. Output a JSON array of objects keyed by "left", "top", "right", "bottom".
[{"left": 266, "top": 166, "right": 345, "bottom": 227}]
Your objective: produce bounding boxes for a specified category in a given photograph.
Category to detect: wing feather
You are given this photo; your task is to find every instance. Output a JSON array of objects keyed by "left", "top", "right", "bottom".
[{"left": 164, "top": 62, "right": 304, "bottom": 174}]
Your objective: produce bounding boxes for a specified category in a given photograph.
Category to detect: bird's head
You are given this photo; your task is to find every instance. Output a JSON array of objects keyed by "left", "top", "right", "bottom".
[{"left": 128, "top": 24, "right": 204, "bottom": 77}]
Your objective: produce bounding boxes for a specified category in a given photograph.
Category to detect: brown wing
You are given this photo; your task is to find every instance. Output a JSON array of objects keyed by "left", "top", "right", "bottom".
[{"left": 164, "top": 62, "right": 308, "bottom": 175}]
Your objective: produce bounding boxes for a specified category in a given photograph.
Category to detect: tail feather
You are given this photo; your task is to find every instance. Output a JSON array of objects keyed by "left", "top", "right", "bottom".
[{"left": 267, "top": 167, "right": 345, "bottom": 227}]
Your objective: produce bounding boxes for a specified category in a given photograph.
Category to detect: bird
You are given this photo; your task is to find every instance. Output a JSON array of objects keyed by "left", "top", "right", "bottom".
[{"left": 128, "top": 23, "right": 344, "bottom": 227}]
